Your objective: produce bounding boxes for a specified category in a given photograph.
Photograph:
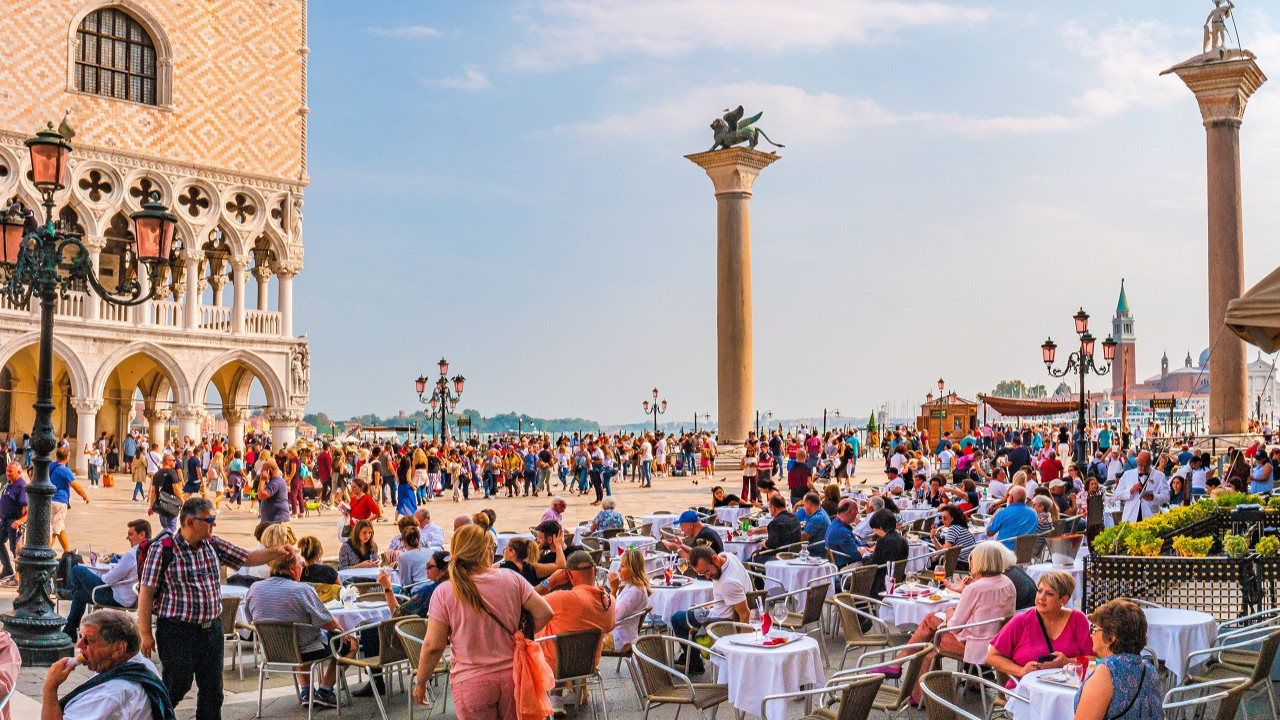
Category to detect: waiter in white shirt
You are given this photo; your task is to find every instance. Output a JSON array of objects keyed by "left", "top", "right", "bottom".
[{"left": 1115, "top": 450, "right": 1168, "bottom": 522}]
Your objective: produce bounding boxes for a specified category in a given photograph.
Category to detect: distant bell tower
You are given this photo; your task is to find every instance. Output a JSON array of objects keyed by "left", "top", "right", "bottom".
[
  {"left": 1111, "top": 279, "right": 1138, "bottom": 394},
  {"left": 1161, "top": 350, "right": 1169, "bottom": 380}
]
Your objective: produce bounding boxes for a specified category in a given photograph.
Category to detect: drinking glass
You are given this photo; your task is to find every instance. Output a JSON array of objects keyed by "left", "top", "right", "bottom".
[{"left": 932, "top": 565, "right": 946, "bottom": 588}]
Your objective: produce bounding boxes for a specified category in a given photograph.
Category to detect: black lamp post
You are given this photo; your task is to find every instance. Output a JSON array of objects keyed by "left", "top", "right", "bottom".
[
  {"left": 642, "top": 387, "right": 666, "bottom": 434},
  {"left": 1041, "top": 308, "right": 1117, "bottom": 467},
  {"left": 755, "top": 409, "right": 772, "bottom": 438},
  {"left": 823, "top": 408, "right": 840, "bottom": 434},
  {"left": 693, "top": 412, "right": 710, "bottom": 434},
  {"left": 416, "top": 357, "right": 465, "bottom": 443},
  {"left": 0, "top": 122, "right": 176, "bottom": 664}
]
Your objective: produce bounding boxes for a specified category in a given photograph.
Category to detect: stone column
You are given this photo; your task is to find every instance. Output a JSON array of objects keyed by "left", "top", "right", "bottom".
[
  {"left": 686, "top": 147, "right": 780, "bottom": 461},
  {"left": 83, "top": 236, "right": 106, "bottom": 322},
  {"left": 253, "top": 266, "right": 272, "bottom": 310},
  {"left": 277, "top": 266, "right": 296, "bottom": 338},
  {"left": 71, "top": 398, "right": 102, "bottom": 478},
  {"left": 230, "top": 257, "right": 249, "bottom": 334},
  {"left": 1165, "top": 53, "right": 1267, "bottom": 435},
  {"left": 133, "top": 266, "right": 151, "bottom": 327},
  {"left": 182, "top": 249, "right": 201, "bottom": 330},
  {"left": 173, "top": 404, "right": 201, "bottom": 446},
  {"left": 143, "top": 408, "right": 170, "bottom": 450},
  {"left": 224, "top": 407, "right": 247, "bottom": 451},
  {"left": 209, "top": 274, "right": 227, "bottom": 307},
  {"left": 267, "top": 408, "right": 301, "bottom": 450}
]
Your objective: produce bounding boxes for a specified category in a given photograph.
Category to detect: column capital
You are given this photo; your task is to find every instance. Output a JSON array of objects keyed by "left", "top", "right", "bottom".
[
  {"left": 222, "top": 407, "right": 248, "bottom": 424},
  {"left": 171, "top": 404, "right": 202, "bottom": 421},
  {"left": 143, "top": 408, "right": 171, "bottom": 423},
  {"left": 1163, "top": 53, "right": 1267, "bottom": 126},
  {"left": 251, "top": 265, "right": 274, "bottom": 281},
  {"left": 266, "top": 408, "right": 303, "bottom": 425},
  {"left": 82, "top": 235, "right": 108, "bottom": 252},
  {"left": 208, "top": 275, "right": 229, "bottom": 290},
  {"left": 685, "top": 147, "right": 781, "bottom": 196},
  {"left": 179, "top": 247, "right": 205, "bottom": 264},
  {"left": 71, "top": 398, "right": 103, "bottom": 414},
  {"left": 274, "top": 262, "right": 301, "bottom": 278},
  {"left": 228, "top": 255, "right": 252, "bottom": 272}
]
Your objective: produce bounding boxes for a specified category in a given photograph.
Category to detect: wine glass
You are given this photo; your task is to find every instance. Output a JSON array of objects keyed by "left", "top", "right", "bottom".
[
  {"left": 932, "top": 564, "right": 946, "bottom": 589},
  {"left": 768, "top": 602, "right": 787, "bottom": 637}
]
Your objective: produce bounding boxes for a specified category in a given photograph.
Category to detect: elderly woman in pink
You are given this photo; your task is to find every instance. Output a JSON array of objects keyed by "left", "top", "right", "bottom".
[
  {"left": 987, "top": 569, "right": 1092, "bottom": 685},
  {"left": 894, "top": 540, "right": 1016, "bottom": 704}
]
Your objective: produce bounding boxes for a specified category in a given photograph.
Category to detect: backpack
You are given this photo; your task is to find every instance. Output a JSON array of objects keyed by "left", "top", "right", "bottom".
[
  {"left": 55, "top": 550, "right": 83, "bottom": 599},
  {"left": 135, "top": 531, "right": 177, "bottom": 596}
]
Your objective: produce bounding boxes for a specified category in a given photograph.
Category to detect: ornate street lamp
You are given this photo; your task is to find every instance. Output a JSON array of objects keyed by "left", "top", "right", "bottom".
[
  {"left": 415, "top": 358, "right": 464, "bottom": 441},
  {"left": 0, "top": 122, "right": 175, "bottom": 664},
  {"left": 643, "top": 388, "right": 667, "bottom": 434},
  {"left": 1042, "top": 309, "right": 1117, "bottom": 467}
]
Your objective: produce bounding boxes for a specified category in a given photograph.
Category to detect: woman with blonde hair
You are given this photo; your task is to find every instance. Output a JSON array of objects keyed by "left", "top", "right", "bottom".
[
  {"left": 412, "top": 524, "right": 554, "bottom": 719},
  {"left": 205, "top": 451, "right": 226, "bottom": 510},
  {"left": 604, "top": 549, "right": 651, "bottom": 652}
]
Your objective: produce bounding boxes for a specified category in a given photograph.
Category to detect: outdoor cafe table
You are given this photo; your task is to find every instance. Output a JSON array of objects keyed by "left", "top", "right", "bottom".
[
  {"left": 1143, "top": 607, "right": 1217, "bottom": 682},
  {"left": 764, "top": 559, "right": 836, "bottom": 610},
  {"left": 336, "top": 567, "right": 383, "bottom": 582},
  {"left": 83, "top": 562, "right": 115, "bottom": 578},
  {"left": 724, "top": 537, "right": 764, "bottom": 561},
  {"left": 494, "top": 531, "right": 534, "bottom": 556},
  {"left": 878, "top": 589, "right": 960, "bottom": 627},
  {"left": 323, "top": 599, "right": 393, "bottom": 632},
  {"left": 643, "top": 513, "right": 681, "bottom": 540},
  {"left": 222, "top": 584, "right": 252, "bottom": 639},
  {"left": 609, "top": 552, "right": 668, "bottom": 575},
  {"left": 906, "top": 540, "right": 934, "bottom": 573},
  {"left": 1008, "top": 667, "right": 1080, "bottom": 720},
  {"left": 715, "top": 506, "right": 753, "bottom": 525},
  {"left": 1025, "top": 561, "right": 1085, "bottom": 607},
  {"left": 606, "top": 535, "right": 657, "bottom": 557},
  {"left": 898, "top": 506, "right": 936, "bottom": 524},
  {"left": 647, "top": 579, "right": 714, "bottom": 623},
  {"left": 710, "top": 632, "right": 825, "bottom": 720}
]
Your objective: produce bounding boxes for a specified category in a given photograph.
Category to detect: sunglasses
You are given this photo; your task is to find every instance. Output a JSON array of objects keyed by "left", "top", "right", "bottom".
[
  {"left": 193, "top": 515, "right": 217, "bottom": 525},
  {"left": 1089, "top": 623, "right": 1101, "bottom": 634}
]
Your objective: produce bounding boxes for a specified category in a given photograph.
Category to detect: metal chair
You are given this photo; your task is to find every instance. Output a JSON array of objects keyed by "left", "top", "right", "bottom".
[
  {"left": 351, "top": 581, "right": 380, "bottom": 594},
  {"left": 777, "top": 552, "right": 801, "bottom": 560},
  {"left": 631, "top": 635, "right": 729, "bottom": 720},
  {"left": 913, "top": 546, "right": 960, "bottom": 585},
  {"left": 330, "top": 618, "right": 413, "bottom": 720},
  {"left": 1183, "top": 626, "right": 1280, "bottom": 720},
  {"left": 536, "top": 628, "right": 610, "bottom": 720},
  {"left": 777, "top": 582, "right": 834, "bottom": 666},
  {"left": 760, "top": 672, "right": 884, "bottom": 720},
  {"left": 601, "top": 527, "right": 626, "bottom": 540},
  {"left": 831, "top": 594, "right": 910, "bottom": 670},
  {"left": 218, "top": 595, "right": 248, "bottom": 681},
  {"left": 930, "top": 615, "right": 1010, "bottom": 715},
  {"left": 600, "top": 605, "right": 653, "bottom": 703},
  {"left": 840, "top": 642, "right": 934, "bottom": 720},
  {"left": 394, "top": 617, "right": 449, "bottom": 719},
  {"left": 1164, "top": 678, "right": 1250, "bottom": 720},
  {"left": 1012, "top": 534, "right": 1038, "bottom": 566},
  {"left": 252, "top": 621, "right": 326, "bottom": 720},
  {"left": 704, "top": 621, "right": 754, "bottom": 642},
  {"left": 920, "top": 670, "right": 1029, "bottom": 720},
  {"left": 1117, "top": 597, "right": 1165, "bottom": 609}
]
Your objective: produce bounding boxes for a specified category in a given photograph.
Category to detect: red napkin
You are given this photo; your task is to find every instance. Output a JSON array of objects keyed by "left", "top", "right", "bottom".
[
  {"left": 763, "top": 637, "right": 787, "bottom": 646},
  {"left": 761, "top": 614, "right": 773, "bottom": 635}
]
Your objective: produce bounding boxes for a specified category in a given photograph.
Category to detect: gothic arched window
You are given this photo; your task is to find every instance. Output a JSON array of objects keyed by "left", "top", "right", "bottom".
[{"left": 75, "top": 7, "right": 157, "bottom": 104}]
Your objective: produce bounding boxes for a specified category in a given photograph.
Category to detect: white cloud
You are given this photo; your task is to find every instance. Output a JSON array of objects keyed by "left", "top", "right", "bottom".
[
  {"left": 426, "top": 67, "right": 492, "bottom": 91},
  {"left": 510, "top": 0, "right": 990, "bottom": 70},
  {"left": 366, "top": 25, "right": 442, "bottom": 39}
]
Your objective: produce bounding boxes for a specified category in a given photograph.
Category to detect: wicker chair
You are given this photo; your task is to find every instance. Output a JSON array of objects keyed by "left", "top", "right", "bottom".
[
  {"left": 1184, "top": 626, "right": 1280, "bottom": 718},
  {"left": 841, "top": 642, "right": 934, "bottom": 720},
  {"left": 352, "top": 581, "right": 380, "bottom": 594},
  {"left": 394, "top": 617, "right": 449, "bottom": 719},
  {"left": 920, "top": 670, "right": 1028, "bottom": 720},
  {"left": 601, "top": 605, "right": 653, "bottom": 702},
  {"left": 913, "top": 546, "right": 960, "bottom": 585},
  {"left": 1012, "top": 534, "right": 1038, "bottom": 566},
  {"left": 601, "top": 527, "right": 626, "bottom": 540},
  {"left": 535, "top": 629, "right": 610, "bottom": 720},
  {"left": 776, "top": 583, "right": 834, "bottom": 666},
  {"left": 831, "top": 593, "right": 910, "bottom": 670},
  {"left": 776, "top": 552, "right": 801, "bottom": 560},
  {"left": 631, "top": 635, "right": 729, "bottom": 720},
  {"left": 705, "top": 621, "right": 754, "bottom": 642},
  {"left": 218, "top": 595, "right": 249, "bottom": 681},
  {"left": 329, "top": 618, "right": 413, "bottom": 720},
  {"left": 252, "top": 621, "right": 327, "bottom": 720},
  {"left": 761, "top": 672, "right": 884, "bottom": 720}
]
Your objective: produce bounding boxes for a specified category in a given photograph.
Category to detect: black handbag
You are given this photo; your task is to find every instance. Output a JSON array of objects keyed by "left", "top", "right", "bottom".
[{"left": 152, "top": 489, "right": 181, "bottom": 518}]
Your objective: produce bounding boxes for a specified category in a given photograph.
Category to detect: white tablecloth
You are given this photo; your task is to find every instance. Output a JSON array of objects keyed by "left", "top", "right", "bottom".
[
  {"left": 222, "top": 584, "right": 252, "bottom": 638},
  {"left": 606, "top": 535, "right": 657, "bottom": 557},
  {"left": 494, "top": 532, "right": 534, "bottom": 555},
  {"left": 724, "top": 538, "right": 764, "bottom": 561},
  {"left": 336, "top": 567, "right": 383, "bottom": 582},
  {"left": 878, "top": 593, "right": 960, "bottom": 627},
  {"left": 898, "top": 507, "right": 935, "bottom": 524},
  {"left": 643, "top": 514, "right": 681, "bottom": 540},
  {"left": 571, "top": 525, "right": 590, "bottom": 547},
  {"left": 1008, "top": 668, "right": 1080, "bottom": 720},
  {"left": 715, "top": 506, "right": 753, "bottom": 525},
  {"left": 1144, "top": 608, "right": 1217, "bottom": 682},
  {"left": 906, "top": 541, "right": 933, "bottom": 573},
  {"left": 1025, "top": 562, "right": 1084, "bottom": 607},
  {"left": 609, "top": 553, "right": 668, "bottom": 575},
  {"left": 324, "top": 600, "right": 393, "bottom": 632},
  {"left": 647, "top": 579, "right": 714, "bottom": 622},
  {"left": 764, "top": 560, "right": 836, "bottom": 610},
  {"left": 83, "top": 562, "right": 115, "bottom": 578},
  {"left": 711, "top": 633, "right": 825, "bottom": 720}
]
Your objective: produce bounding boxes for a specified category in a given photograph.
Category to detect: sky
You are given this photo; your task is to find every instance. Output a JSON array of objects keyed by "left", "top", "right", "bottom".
[{"left": 297, "top": 0, "right": 1280, "bottom": 426}]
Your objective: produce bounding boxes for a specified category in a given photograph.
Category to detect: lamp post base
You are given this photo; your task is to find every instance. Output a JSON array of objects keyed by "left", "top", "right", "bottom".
[{"left": 3, "top": 610, "right": 74, "bottom": 665}]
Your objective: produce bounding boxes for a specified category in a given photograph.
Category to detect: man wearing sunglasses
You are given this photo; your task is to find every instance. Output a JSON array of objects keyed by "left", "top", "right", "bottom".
[{"left": 136, "top": 497, "right": 292, "bottom": 720}]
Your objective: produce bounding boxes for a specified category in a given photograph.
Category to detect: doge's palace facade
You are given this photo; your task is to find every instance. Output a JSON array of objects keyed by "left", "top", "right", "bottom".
[{"left": 0, "top": 0, "right": 310, "bottom": 476}]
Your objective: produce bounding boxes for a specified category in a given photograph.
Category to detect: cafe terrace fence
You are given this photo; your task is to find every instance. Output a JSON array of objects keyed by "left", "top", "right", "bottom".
[{"left": 1082, "top": 507, "right": 1280, "bottom": 623}]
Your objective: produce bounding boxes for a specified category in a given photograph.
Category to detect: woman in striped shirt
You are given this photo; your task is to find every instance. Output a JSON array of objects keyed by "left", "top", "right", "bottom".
[{"left": 929, "top": 504, "right": 976, "bottom": 571}]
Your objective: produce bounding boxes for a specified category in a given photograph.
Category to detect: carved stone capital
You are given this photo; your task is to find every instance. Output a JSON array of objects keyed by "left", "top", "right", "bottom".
[
  {"left": 180, "top": 247, "right": 205, "bottom": 265},
  {"left": 274, "top": 262, "right": 301, "bottom": 278},
  {"left": 685, "top": 147, "right": 781, "bottom": 197},
  {"left": 143, "top": 408, "right": 171, "bottom": 423},
  {"left": 1163, "top": 54, "right": 1267, "bottom": 126},
  {"left": 222, "top": 407, "right": 248, "bottom": 424},
  {"left": 171, "top": 404, "right": 202, "bottom": 421},
  {"left": 71, "top": 398, "right": 104, "bottom": 414},
  {"left": 266, "top": 408, "right": 303, "bottom": 425},
  {"left": 82, "top": 235, "right": 108, "bottom": 252},
  {"left": 208, "top": 275, "right": 229, "bottom": 290},
  {"left": 251, "top": 266, "right": 274, "bottom": 281},
  {"left": 228, "top": 255, "right": 252, "bottom": 272}
]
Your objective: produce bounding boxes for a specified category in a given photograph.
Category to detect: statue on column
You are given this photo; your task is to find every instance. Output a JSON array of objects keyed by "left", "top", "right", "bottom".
[
  {"left": 708, "top": 106, "right": 785, "bottom": 152},
  {"left": 290, "top": 342, "right": 310, "bottom": 399},
  {"left": 1204, "top": 0, "right": 1235, "bottom": 55}
]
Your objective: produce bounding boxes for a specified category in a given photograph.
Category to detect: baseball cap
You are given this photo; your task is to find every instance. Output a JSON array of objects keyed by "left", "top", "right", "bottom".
[
  {"left": 886, "top": 467, "right": 899, "bottom": 475},
  {"left": 1049, "top": 479, "right": 1066, "bottom": 489},
  {"left": 677, "top": 510, "right": 701, "bottom": 524},
  {"left": 566, "top": 551, "right": 596, "bottom": 571}
]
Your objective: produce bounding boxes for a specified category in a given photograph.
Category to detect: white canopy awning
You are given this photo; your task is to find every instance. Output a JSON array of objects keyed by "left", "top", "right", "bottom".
[{"left": 1226, "top": 265, "right": 1280, "bottom": 353}]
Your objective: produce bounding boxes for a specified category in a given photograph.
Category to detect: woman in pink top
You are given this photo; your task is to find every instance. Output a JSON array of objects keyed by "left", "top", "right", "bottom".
[
  {"left": 987, "top": 569, "right": 1092, "bottom": 686},
  {"left": 897, "top": 541, "right": 1016, "bottom": 703},
  {"left": 414, "top": 525, "right": 553, "bottom": 719}
]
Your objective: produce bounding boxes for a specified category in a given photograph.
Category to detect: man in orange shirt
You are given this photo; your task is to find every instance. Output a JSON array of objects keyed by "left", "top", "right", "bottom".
[{"left": 538, "top": 551, "right": 616, "bottom": 716}]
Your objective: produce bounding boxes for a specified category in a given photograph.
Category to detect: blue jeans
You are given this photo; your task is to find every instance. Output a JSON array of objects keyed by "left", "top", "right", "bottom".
[
  {"left": 558, "top": 467, "right": 569, "bottom": 489},
  {"left": 685, "top": 452, "right": 698, "bottom": 474},
  {"left": 0, "top": 520, "right": 18, "bottom": 577},
  {"left": 133, "top": 481, "right": 146, "bottom": 501},
  {"left": 640, "top": 462, "right": 653, "bottom": 486},
  {"left": 576, "top": 469, "right": 589, "bottom": 494},
  {"left": 603, "top": 469, "right": 614, "bottom": 496},
  {"left": 158, "top": 514, "right": 178, "bottom": 534},
  {"left": 63, "top": 564, "right": 124, "bottom": 640}
]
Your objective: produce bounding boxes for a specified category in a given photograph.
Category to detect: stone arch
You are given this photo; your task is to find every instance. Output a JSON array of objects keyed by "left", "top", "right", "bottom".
[
  {"left": 0, "top": 332, "right": 91, "bottom": 400},
  {"left": 91, "top": 341, "right": 191, "bottom": 406},
  {"left": 69, "top": 160, "right": 125, "bottom": 212},
  {"left": 66, "top": 1, "right": 174, "bottom": 107},
  {"left": 194, "top": 349, "right": 286, "bottom": 411}
]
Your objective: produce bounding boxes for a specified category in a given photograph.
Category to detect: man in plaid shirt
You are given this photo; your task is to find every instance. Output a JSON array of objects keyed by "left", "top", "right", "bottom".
[{"left": 137, "top": 497, "right": 290, "bottom": 720}]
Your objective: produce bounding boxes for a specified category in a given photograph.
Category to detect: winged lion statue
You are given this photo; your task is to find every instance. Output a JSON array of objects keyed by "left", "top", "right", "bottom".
[{"left": 708, "top": 106, "right": 784, "bottom": 152}]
